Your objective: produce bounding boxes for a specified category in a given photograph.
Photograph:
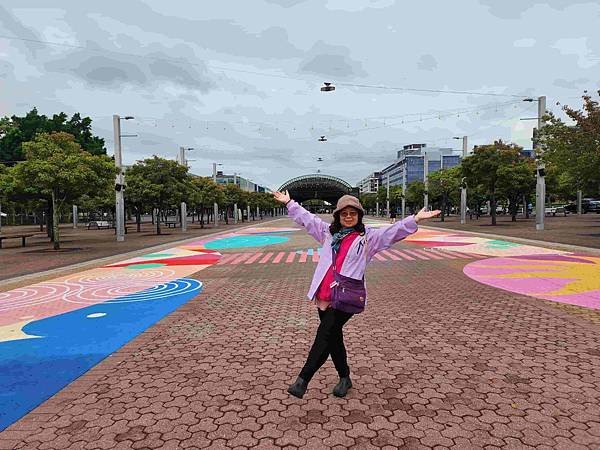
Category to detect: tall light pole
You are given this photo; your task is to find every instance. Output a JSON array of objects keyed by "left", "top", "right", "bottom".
[
  {"left": 212, "top": 163, "right": 222, "bottom": 227},
  {"left": 178, "top": 146, "right": 194, "bottom": 168},
  {"left": 454, "top": 136, "right": 468, "bottom": 224},
  {"left": 423, "top": 151, "right": 429, "bottom": 210},
  {"left": 386, "top": 173, "right": 390, "bottom": 219},
  {"left": 524, "top": 96, "right": 547, "bottom": 230},
  {"left": 113, "top": 114, "right": 134, "bottom": 242},
  {"left": 233, "top": 172, "right": 239, "bottom": 224},
  {"left": 401, "top": 163, "right": 407, "bottom": 219}
]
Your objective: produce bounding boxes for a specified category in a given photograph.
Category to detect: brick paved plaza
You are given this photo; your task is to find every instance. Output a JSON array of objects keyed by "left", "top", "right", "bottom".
[{"left": 1, "top": 217, "right": 599, "bottom": 449}]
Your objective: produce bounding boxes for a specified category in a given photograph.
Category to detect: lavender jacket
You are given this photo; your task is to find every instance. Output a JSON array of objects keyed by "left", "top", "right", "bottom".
[{"left": 286, "top": 200, "right": 418, "bottom": 303}]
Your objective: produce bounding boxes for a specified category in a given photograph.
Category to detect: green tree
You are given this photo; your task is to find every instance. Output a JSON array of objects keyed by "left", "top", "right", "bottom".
[
  {"left": 221, "top": 184, "right": 244, "bottom": 224},
  {"left": 0, "top": 108, "right": 106, "bottom": 164},
  {"left": 461, "top": 140, "right": 523, "bottom": 225},
  {"left": 497, "top": 158, "right": 536, "bottom": 221},
  {"left": 359, "top": 193, "right": 377, "bottom": 214},
  {"left": 405, "top": 181, "right": 425, "bottom": 213},
  {"left": 10, "top": 132, "right": 116, "bottom": 249},
  {"left": 125, "top": 156, "right": 189, "bottom": 235},
  {"left": 188, "top": 176, "right": 223, "bottom": 228},
  {"left": 428, "top": 167, "right": 460, "bottom": 221},
  {"left": 539, "top": 90, "right": 600, "bottom": 198}
]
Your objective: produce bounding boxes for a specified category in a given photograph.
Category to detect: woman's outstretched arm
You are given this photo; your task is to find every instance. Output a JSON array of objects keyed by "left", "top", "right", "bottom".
[
  {"left": 367, "top": 207, "right": 440, "bottom": 257},
  {"left": 273, "top": 190, "right": 329, "bottom": 243}
]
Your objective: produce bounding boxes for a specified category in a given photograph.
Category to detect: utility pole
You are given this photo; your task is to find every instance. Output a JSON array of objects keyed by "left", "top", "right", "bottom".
[
  {"left": 233, "top": 172, "right": 238, "bottom": 224},
  {"left": 455, "top": 136, "right": 468, "bottom": 224},
  {"left": 401, "top": 165, "right": 407, "bottom": 219},
  {"left": 386, "top": 173, "right": 390, "bottom": 218},
  {"left": 423, "top": 151, "right": 429, "bottom": 210},
  {"left": 375, "top": 177, "right": 380, "bottom": 217},
  {"left": 213, "top": 163, "right": 219, "bottom": 227},
  {"left": 113, "top": 115, "right": 125, "bottom": 242},
  {"left": 535, "top": 96, "right": 546, "bottom": 231}
]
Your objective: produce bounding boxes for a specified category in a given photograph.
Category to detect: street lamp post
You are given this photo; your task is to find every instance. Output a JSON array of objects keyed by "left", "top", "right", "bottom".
[
  {"left": 423, "top": 151, "right": 429, "bottom": 210},
  {"left": 233, "top": 172, "right": 239, "bottom": 224},
  {"left": 524, "top": 96, "right": 547, "bottom": 230},
  {"left": 113, "top": 114, "right": 134, "bottom": 242},
  {"left": 386, "top": 173, "right": 390, "bottom": 219},
  {"left": 454, "top": 136, "right": 468, "bottom": 224},
  {"left": 213, "top": 163, "right": 222, "bottom": 227}
]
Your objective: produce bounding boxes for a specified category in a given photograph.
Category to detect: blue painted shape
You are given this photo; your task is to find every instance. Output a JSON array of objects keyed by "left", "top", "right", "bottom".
[
  {"left": 205, "top": 235, "right": 289, "bottom": 249},
  {"left": 0, "top": 278, "right": 202, "bottom": 431}
]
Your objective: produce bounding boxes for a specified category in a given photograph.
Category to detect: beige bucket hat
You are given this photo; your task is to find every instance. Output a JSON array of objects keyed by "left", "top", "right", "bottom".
[{"left": 333, "top": 195, "right": 365, "bottom": 215}]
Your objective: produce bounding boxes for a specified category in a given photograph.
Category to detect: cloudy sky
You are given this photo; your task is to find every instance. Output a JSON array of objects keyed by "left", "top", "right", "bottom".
[{"left": 1, "top": 0, "right": 599, "bottom": 190}]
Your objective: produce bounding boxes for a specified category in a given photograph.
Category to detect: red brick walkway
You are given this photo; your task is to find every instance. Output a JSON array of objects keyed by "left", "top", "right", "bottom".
[{"left": 1, "top": 219, "right": 599, "bottom": 449}]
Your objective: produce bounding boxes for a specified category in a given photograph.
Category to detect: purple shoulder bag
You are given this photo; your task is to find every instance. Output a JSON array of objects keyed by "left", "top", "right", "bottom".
[{"left": 330, "top": 235, "right": 368, "bottom": 314}]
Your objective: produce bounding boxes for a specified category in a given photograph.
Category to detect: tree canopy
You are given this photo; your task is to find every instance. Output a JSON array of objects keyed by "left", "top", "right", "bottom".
[{"left": 0, "top": 108, "right": 106, "bottom": 164}]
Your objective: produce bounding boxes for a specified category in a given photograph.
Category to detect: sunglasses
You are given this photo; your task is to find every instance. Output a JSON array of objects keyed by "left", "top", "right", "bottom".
[{"left": 340, "top": 210, "right": 358, "bottom": 218}]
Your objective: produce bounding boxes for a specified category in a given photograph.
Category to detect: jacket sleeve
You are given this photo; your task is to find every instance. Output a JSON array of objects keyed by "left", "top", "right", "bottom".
[
  {"left": 286, "top": 200, "right": 330, "bottom": 244},
  {"left": 366, "top": 215, "right": 418, "bottom": 257}
]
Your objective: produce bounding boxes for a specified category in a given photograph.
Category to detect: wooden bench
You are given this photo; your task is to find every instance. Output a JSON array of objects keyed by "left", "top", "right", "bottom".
[
  {"left": 87, "top": 220, "right": 112, "bottom": 229},
  {"left": 165, "top": 222, "right": 179, "bottom": 228},
  {"left": 0, "top": 234, "right": 35, "bottom": 249}
]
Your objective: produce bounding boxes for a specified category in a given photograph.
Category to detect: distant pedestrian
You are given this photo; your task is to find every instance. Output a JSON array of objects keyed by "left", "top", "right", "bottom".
[
  {"left": 389, "top": 210, "right": 397, "bottom": 224},
  {"left": 273, "top": 191, "right": 440, "bottom": 398}
]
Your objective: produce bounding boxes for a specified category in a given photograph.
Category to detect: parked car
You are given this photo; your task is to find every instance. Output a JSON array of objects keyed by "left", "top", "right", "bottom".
[
  {"left": 545, "top": 206, "right": 567, "bottom": 216},
  {"left": 564, "top": 198, "right": 600, "bottom": 213}
]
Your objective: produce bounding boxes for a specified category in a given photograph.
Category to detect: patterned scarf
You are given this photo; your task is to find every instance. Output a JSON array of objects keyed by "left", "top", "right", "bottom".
[{"left": 331, "top": 227, "right": 355, "bottom": 253}]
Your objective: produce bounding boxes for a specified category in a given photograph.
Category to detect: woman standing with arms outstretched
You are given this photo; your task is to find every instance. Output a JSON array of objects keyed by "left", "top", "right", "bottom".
[{"left": 273, "top": 191, "right": 440, "bottom": 398}]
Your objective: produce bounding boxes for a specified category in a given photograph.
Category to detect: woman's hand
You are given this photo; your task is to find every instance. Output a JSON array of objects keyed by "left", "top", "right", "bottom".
[
  {"left": 414, "top": 207, "right": 441, "bottom": 223},
  {"left": 273, "top": 190, "right": 291, "bottom": 204}
]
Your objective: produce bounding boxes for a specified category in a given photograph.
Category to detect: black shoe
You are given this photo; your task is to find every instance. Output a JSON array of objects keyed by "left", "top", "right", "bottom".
[
  {"left": 287, "top": 377, "right": 308, "bottom": 399},
  {"left": 332, "top": 377, "right": 352, "bottom": 397}
]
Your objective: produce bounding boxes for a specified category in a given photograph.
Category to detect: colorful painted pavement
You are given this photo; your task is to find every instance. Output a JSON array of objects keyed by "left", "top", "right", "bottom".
[
  {"left": 1, "top": 223, "right": 599, "bottom": 430},
  {"left": 406, "top": 228, "right": 600, "bottom": 310},
  {"left": 0, "top": 226, "right": 297, "bottom": 431}
]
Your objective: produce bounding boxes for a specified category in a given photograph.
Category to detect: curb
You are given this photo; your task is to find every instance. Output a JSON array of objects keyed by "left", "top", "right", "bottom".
[{"left": 1, "top": 218, "right": 286, "bottom": 288}]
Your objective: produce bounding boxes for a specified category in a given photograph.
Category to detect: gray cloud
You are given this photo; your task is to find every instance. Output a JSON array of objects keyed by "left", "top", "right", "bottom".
[
  {"left": 263, "top": 0, "right": 308, "bottom": 7},
  {"left": 478, "top": 0, "right": 596, "bottom": 19},
  {"left": 417, "top": 54, "right": 438, "bottom": 71},
  {"left": 299, "top": 40, "right": 367, "bottom": 78},
  {"left": 553, "top": 77, "right": 590, "bottom": 89}
]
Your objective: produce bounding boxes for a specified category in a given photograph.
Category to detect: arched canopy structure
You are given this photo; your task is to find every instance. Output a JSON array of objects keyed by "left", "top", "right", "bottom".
[{"left": 278, "top": 174, "right": 357, "bottom": 204}]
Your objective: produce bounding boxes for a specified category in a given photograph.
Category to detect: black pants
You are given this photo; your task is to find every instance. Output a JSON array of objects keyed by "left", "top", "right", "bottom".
[{"left": 299, "top": 308, "right": 353, "bottom": 383}]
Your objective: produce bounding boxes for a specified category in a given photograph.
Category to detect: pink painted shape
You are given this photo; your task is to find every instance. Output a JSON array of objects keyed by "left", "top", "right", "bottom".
[
  {"left": 298, "top": 251, "right": 308, "bottom": 263},
  {"left": 312, "top": 251, "right": 320, "bottom": 263},
  {"left": 258, "top": 253, "right": 273, "bottom": 264},
  {"left": 403, "top": 249, "right": 429, "bottom": 260},
  {"left": 216, "top": 254, "right": 237, "bottom": 265},
  {"left": 414, "top": 249, "right": 443, "bottom": 260},
  {"left": 272, "top": 252, "right": 286, "bottom": 263},
  {"left": 231, "top": 253, "right": 252, "bottom": 265},
  {"left": 381, "top": 250, "right": 400, "bottom": 261},
  {"left": 244, "top": 253, "right": 264, "bottom": 264},
  {"left": 390, "top": 249, "right": 415, "bottom": 261},
  {"left": 429, "top": 248, "right": 457, "bottom": 259},
  {"left": 373, "top": 253, "right": 386, "bottom": 261},
  {"left": 285, "top": 252, "right": 296, "bottom": 263}
]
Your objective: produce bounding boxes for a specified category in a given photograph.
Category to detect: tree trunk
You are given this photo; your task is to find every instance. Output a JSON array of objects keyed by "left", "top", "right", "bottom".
[
  {"left": 490, "top": 192, "right": 497, "bottom": 226},
  {"left": 46, "top": 203, "right": 53, "bottom": 239},
  {"left": 136, "top": 210, "right": 141, "bottom": 232},
  {"left": 200, "top": 207, "right": 204, "bottom": 229},
  {"left": 156, "top": 208, "right": 162, "bottom": 235},
  {"left": 440, "top": 193, "right": 446, "bottom": 222},
  {"left": 51, "top": 189, "right": 60, "bottom": 250}
]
